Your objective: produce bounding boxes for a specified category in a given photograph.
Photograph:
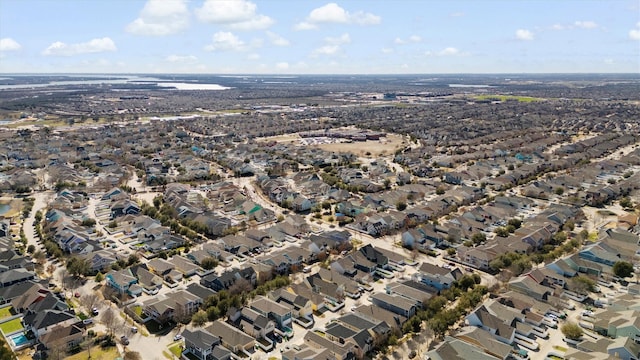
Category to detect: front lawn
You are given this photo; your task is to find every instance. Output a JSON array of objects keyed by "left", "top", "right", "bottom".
[
  {"left": 0, "top": 318, "right": 23, "bottom": 334},
  {"left": 64, "top": 345, "right": 119, "bottom": 360},
  {"left": 0, "top": 306, "right": 14, "bottom": 320},
  {"left": 168, "top": 342, "right": 183, "bottom": 358}
]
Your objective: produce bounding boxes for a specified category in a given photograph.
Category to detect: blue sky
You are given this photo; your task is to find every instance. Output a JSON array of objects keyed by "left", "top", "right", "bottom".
[{"left": 0, "top": 0, "right": 638, "bottom": 74}]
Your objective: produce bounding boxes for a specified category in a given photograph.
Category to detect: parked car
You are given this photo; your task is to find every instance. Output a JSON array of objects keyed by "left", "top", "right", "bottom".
[
  {"left": 82, "top": 319, "right": 93, "bottom": 325},
  {"left": 120, "top": 336, "right": 129, "bottom": 345},
  {"left": 131, "top": 326, "right": 138, "bottom": 333},
  {"left": 92, "top": 307, "right": 99, "bottom": 316},
  {"left": 173, "top": 334, "right": 183, "bottom": 341}
]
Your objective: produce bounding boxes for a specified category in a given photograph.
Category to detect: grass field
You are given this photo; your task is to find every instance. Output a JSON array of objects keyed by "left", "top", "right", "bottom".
[
  {"left": 0, "top": 318, "right": 23, "bottom": 334},
  {"left": 168, "top": 342, "right": 183, "bottom": 358},
  {"left": 0, "top": 307, "right": 13, "bottom": 320},
  {"left": 64, "top": 346, "right": 119, "bottom": 360}
]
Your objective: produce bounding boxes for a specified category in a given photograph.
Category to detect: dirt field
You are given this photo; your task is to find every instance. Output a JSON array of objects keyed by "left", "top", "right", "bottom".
[
  {"left": 257, "top": 132, "right": 408, "bottom": 158},
  {"left": 313, "top": 134, "right": 406, "bottom": 157},
  {"left": 258, "top": 133, "right": 302, "bottom": 143}
]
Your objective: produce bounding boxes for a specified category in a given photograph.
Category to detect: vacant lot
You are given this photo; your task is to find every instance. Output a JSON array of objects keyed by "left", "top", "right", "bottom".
[{"left": 313, "top": 134, "right": 406, "bottom": 157}]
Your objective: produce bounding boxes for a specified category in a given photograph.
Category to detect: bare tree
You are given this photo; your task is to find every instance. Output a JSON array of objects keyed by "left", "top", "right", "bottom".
[
  {"left": 102, "top": 307, "right": 120, "bottom": 337},
  {"left": 228, "top": 278, "right": 253, "bottom": 296},
  {"left": 47, "top": 344, "right": 66, "bottom": 360},
  {"left": 173, "top": 303, "right": 192, "bottom": 326},
  {"left": 82, "top": 293, "right": 100, "bottom": 314}
]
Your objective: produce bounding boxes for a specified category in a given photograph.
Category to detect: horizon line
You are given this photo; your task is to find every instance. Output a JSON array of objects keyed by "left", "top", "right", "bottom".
[{"left": 1, "top": 72, "right": 640, "bottom": 76}]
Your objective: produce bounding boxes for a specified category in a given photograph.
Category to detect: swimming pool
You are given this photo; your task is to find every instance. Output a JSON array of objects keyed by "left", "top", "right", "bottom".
[{"left": 9, "top": 333, "right": 28, "bottom": 347}]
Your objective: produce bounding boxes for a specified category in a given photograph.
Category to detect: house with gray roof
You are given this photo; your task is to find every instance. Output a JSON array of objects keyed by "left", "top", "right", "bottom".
[
  {"left": 205, "top": 320, "right": 255, "bottom": 355},
  {"left": 182, "top": 328, "right": 222, "bottom": 360}
]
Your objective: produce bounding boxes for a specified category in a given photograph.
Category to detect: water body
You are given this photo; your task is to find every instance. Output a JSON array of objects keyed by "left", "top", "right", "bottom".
[
  {"left": 0, "top": 204, "right": 10, "bottom": 216},
  {"left": 156, "top": 82, "right": 231, "bottom": 90},
  {"left": 0, "top": 75, "right": 160, "bottom": 90},
  {"left": 0, "top": 75, "right": 234, "bottom": 91}
]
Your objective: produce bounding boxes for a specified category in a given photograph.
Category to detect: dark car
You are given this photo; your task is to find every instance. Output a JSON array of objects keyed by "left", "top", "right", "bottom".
[{"left": 120, "top": 336, "right": 129, "bottom": 345}]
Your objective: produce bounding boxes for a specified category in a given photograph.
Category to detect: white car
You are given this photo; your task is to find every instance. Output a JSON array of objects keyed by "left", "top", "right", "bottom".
[{"left": 173, "top": 334, "right": 183, "bottom": 341}]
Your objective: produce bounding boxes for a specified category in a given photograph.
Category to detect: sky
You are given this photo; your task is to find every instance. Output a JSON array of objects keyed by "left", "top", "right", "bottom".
[{"left": 0, "top": 0, "right": 639, "bottom": 74}]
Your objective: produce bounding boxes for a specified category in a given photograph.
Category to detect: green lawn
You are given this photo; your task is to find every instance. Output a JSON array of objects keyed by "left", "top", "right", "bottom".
[
  {"left": 0, "top": 318, "right": 23, "bottom": 334},
  {"left": 64, "top": 345, "right": 119, "bottom": 360},
  {"left": 0, "top": 306, "right": 13, "bottom": 320},
  {"left": 168, "top": 342, "right": 183, "bottom": 358}
]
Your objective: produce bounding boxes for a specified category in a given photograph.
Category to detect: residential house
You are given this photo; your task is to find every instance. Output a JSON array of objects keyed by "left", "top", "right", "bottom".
[
  {"left": 415, "top": 262, "right": 463, "bottom": 290},
  {"left": 303, "top": 330, "right": 355, "bottom": 360},
  {"left": 22, "top": 309, "right": 78, "bottom": 339},
  {"left": 39, "top": 323, "right": 84, "bottom": 356},
  {"left": 370, "top": 293, "right": 416, "bottom": 318},
  {"left": 142, "top": 289, "right": 202, "bottom": 324},
  {"left": 249, "top": 296, "right": 293, "bottom": 332},
  {"left": 83, "top": 250, "right": 117, "bottom": 273},
  {"left": 0, "top": 268, "right": 36, "bottom": 288},
  {"left": 130, "top": 264, "right": 163, "bottom": 295},
  {"left": 110, "top": 199, "right": 141, "bottom": 219},
  {"left": 106, "top": 268, "right": 140, "bottom": 296},
  {"left": 507, "top": 275, "right": 552, "bottom": 302},
  {"left": 148, "top": 258, "right": 183, "bottom": 284},
  {"left": 182, "top": 328, "right": 226, "bottom": 360},
  {"left": 206, "top": 320, "right": 255, "bottom": 355},
  {"left": 426, "top": 335, "right": 504, "bottom": 360},
  {"left": 236, "top": 306, "right": 276, "bottom": 339},
  {"left": 270, "top": 288, "right": 313, "bottom": 319}
]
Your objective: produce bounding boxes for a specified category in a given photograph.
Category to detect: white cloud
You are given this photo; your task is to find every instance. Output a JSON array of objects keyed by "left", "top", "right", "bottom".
[
  {"left": 229, "top": 15, "right": 274, "bottom": 30},
  {"left": 424, "top": 47, "right": 466, "bottom": 57},
  {"left": 204, "top": 32, "right": 247, "bottom": 52},
  {"left": 515, "top": 29, "right": 534, "bottom": 41},
  {"left": 247, "top": 53, "right": 260, "bottom": 60},
  {"left": 450, "top": 12, "right": 464, "bottom": 17},
  {"left": 350, "top": 11, "right": 382, "bottom": 25},
  {"left": 550, "top": 24, "right": 565, "bottom": 31},
  {"left": 196, "top": 0, "right": 273, "bottom": 31},
  {"left": 42, "top": 37, "right": 117, "bottom": 56},
  {"left": 308, "top": 3, "right": 349, "bottom": 23},
  {"left": 325, "top": 33, "right": 351, "bottom": 45},
  {"left": 312, "top": 45, "right": 340, "bottom": 56},
  {"left": 311, "top": 32, "right": 351, "bottom": 57},
  {"left": 0, "top": 38, "right": 21, "bottom": 51},
  {"left": 276, "top": 62, "right": 289, "bottom": 70},
  {"left": 381, "top": 48, "right": 393, "bottom": 54},
  {"left": 395, "top": 35, "right": 421, "bottom": 45},
  {"left": 126, "top": 0, "right": 189, "bottom": 36},
  {"left": 574, "top": 21, "right": 598, "bottom": 29},
  {"left": 603, "top": 58, "right": 614, "bottom": 65},
  {"left": 295, "top": 2, "right": 380, "bottom": 30},
  {"left": 293, "top": 22, "right": 317, "bottom": 31},
  {"left": 437, "top": 47, "right": 459, "bottom": 56},
  {"left": 165, "top": 54, "right": 198, "bottom": 63},
  {"left": 267, "top": 32, "right": 290, "bottom": 46},
  {"left": 630, "top": 23, "right": 640, "bottom": 41}
]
